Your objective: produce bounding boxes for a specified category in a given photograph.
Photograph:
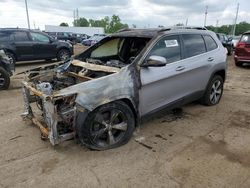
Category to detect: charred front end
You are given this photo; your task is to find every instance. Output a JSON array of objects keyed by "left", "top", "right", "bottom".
[{"left": 21, "top": 60, "right": 120, "bottom": 145}]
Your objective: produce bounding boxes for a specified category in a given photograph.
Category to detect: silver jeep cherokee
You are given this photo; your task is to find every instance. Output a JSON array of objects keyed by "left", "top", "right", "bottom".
[{"left": 21, "top": 28, "right": 227, "bottom": 150}]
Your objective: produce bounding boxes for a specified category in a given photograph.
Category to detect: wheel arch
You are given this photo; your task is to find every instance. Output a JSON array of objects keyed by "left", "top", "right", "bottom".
[
  {"left": 56, "top": 47, "right": 70, "bottom": 56},
  {"left": 4, "top": 49, "right": 17, "bottom": 60},
  {"left": 76, "top": 97, "right": 139, "bottom": 128},
  {"left": 213, "top": 69, "right": 226, "bottom": 81}
]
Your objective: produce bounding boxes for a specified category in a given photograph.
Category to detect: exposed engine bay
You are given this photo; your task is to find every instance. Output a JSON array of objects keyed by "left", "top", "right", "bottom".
[{"left": 21, "top": 36, "right": 151, "bottom": 145}]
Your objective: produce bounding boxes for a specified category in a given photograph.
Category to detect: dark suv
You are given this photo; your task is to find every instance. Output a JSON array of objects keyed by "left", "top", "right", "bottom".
[
  {"left": 216, "top": 33, "right": 233, "bottom": 55},
  {"left": 0, "top": 28, "right": 73, "bottom": 64}
]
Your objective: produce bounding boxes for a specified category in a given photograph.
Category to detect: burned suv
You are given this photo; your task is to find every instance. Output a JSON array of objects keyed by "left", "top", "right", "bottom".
[{"left": 21, "top": 28, "right": 227, "bottom": 150}]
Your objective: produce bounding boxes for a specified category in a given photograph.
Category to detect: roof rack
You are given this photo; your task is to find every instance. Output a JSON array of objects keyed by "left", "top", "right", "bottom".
[
  {"left": 159, "top": 26, "right": 207, "bottom": 32},
  {"left": 117, "top": 28, "right": 136, "bottom": 33}
]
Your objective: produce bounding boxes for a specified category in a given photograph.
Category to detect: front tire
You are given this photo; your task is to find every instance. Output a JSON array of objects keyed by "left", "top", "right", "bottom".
[
  {"left": 201, "top": 75, "right": 224, "bottom": 106},
  {"left": 57, "top": 49, "right": 70, "bottom": 61},
  {"left": 77, "top": 101, "right": 135, "bottom": 150},
  {"left": 0, "top": 67, "right": 10, "bottom": 90}
]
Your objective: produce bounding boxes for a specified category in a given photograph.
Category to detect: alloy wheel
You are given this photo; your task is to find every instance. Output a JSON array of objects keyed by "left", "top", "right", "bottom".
[
  {"left": 210, "top": 80, "right": 222, "bottom": 104},
  {"left": 90, "top": 109, "right": 128, "bottom": 147}
]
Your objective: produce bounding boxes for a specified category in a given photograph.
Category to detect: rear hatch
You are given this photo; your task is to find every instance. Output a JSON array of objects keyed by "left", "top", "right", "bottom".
[{"left": 235, "top": 33, "right": 250, "bottom": 59}]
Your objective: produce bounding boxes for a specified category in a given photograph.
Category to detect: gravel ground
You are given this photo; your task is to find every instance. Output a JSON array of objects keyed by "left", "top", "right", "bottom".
[{"left": 1, "top": 51, "right": 250, "bottom": 188}]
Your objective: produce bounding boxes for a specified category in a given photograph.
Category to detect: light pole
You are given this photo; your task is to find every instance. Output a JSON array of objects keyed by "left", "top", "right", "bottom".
[
  {"left": 232, "top": 3, "right": 239, "bottom": 36},
  {"left": 25, "top": 0, "right": 30, "bottom": 29},
  {"left": 204, "top": 6, "right": 208, "bottom": 27}
]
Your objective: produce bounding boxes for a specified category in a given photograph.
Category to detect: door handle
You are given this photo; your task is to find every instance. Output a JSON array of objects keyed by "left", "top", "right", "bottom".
[
  {"left": 175, "top": 66, "right": 185, "bottom": 71},
  {"left": 207, "top": 57, "right": 214, "bottom": 62}
]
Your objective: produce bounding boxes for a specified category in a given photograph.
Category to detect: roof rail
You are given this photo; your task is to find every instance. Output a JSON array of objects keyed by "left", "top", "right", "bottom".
[
  {"left": 117, "top": 28, "right": 134, "bottom": 33},
  {"left": 159, "top": 26, "right": 207, "bottom": 32}
]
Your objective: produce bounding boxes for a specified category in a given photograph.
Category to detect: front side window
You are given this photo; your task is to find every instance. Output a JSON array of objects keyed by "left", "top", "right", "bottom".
[
  {"left": 204, "top": 35, "right": 218, "bottom": 51},
  {"left": 13, "top": 31, "right": 29, "bottom": 42},
  {"left": 148, "top": 35, "right": 181, "bottom": 63},
  {"left": 30, "top": 32, "right": 50, "bottom": 42},
  {"left": 182, "top": 34, "right": 206, "bottom": 58}
]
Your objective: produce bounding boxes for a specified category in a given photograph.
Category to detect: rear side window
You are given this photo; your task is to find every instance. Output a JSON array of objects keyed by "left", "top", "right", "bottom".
[
  {"left": 204, "top": 35, "right": 218, "bottom": 51},
  {"left": 240, "top": 34, "right": 250, "bottom": 44},
  {"left": 148, "top": 35, "right": 181, "bottom": 63},
  {"left": 13, "top": 31, "right": 29, "bottom": 41},
  {"left": 182, "top": 34, "right": 206, "bottom": 58},
  {"left": 0, "top": 31, "right": 10, "bottom": 42}
]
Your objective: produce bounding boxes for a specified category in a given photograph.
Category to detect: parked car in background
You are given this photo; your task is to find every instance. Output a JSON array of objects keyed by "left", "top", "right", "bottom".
[
  {"left": 216, "top": 33, "right": 233, "bottom": 55},
  {"left": 232, "top": 36, "right": 241, "bottom": 49},
  {"left": 93, "top": 34, "right": 106, "bottom": 37},
  {"left": 0, "top": 49, "right": 13, "bottom": 90},
  {"left": 71, "top": 33, "right": 90, "bottom": 43},
  {"left": 46, "top": 32, "right": 78, "bottom": 44},
  {"left": 90, "top": 35, "right": 106, "bottom": 46},
  {"left": 234, "top": 31, "right": 250, "bottom": 66},
  {"left": 0, "top": 28, "right": 73, "bottom": 64},
  {"left": 81, "top": 35, "right": 105, "bottom": 46},
  {"left": 21, "top": 28, "right": 227, "bottom": 150}
]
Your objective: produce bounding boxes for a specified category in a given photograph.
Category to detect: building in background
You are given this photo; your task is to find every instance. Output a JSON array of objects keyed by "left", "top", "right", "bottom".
[{"left": 45, "top": 25, "right": 104, "bottom": 36}]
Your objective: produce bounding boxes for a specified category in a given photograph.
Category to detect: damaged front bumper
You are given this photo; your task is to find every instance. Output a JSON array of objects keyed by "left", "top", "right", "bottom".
[{"left": 21, "top": 81, "right": 76, "bottom": 145}]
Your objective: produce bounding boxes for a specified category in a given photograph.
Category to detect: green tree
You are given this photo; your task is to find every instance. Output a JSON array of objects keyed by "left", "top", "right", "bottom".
[
  {"left": 59, "top": 22, "right": 69, "bottom": 27},
  {"left": 106, "top": 15, "right": 128, "bottom": 33},
  {"left": 89, "top": 16, "right": 110, "bottom": 32},
  {"left": 73, "top": 17, "right": 89, "bottom": 27},
  {"left": 175, "top": 23, "right": 184, "bottom": 26},
  {"left": 206, "top": 21, "right": 250, "bottom": 35}
]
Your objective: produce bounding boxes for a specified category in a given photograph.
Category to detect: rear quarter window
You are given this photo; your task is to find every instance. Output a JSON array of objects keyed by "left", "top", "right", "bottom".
[
  {"left": 203, "top": 35, "right": 218, "bottom": 51},
  {"left": 0, "top": 31, "right": 10, "bottom": 42},
  {"left": 13, "top": 31, "right": 29, "bottom": 41},
  {"left": 182, "top": 34, "right": 206, "bottom": 58}
]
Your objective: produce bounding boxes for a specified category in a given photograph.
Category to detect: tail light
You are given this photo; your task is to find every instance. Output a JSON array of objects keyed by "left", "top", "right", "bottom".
[{"left": 237, "top": 42, "right": 246, "bottom": 48}]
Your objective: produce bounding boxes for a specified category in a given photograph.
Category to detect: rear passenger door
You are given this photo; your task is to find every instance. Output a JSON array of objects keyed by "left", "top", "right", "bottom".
[
  {"left": 180, "top": 34, "right": 214, "bottom": 97},
  {"left": 12, "top": 31, "right": 34, "bottom": 60},
  {"left": 29, "top": 32, "right": 56, "bottom": 59},
  {"left": 139, "top": 34, "right": 212, "bottom": 116}
]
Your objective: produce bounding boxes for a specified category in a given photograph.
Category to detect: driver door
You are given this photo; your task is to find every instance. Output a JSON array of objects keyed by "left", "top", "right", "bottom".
[{"left": 139, "top": 35, "right": 188, "bottom": 116}]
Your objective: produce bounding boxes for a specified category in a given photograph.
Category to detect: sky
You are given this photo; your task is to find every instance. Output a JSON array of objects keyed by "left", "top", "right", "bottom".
[{"left": 0, "top": 0, "right": 249, "bottom": 30}]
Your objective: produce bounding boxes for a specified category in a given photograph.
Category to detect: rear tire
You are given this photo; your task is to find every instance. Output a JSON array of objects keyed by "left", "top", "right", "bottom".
[
  {"left": 0, "top": 67, "right": 10, "bottom": 90},
  {"left": 201, "top": 75, "right": 224, "bottom": 106},
  {"left": 227, "top": 47, "right": 232, "bottom": 56},
  {"left": 77, "top": 101, "right": 135, "bottom": 150},
  {"left": 235, "top": 60, "right": 242, "bottom": 67}
]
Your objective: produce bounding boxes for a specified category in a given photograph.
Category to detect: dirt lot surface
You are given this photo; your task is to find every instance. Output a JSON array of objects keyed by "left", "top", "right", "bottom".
[{"left": 1, "top": 48, "right": 250, "bottom": 187}]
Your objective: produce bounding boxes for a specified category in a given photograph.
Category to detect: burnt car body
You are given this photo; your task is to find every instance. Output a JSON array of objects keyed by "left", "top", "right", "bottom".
[
  {"left": 21, "top": 28, "right": 227, "bottom": 150},
  {"left": 0, "top": 49, "right": 13, "bottom": 89}
]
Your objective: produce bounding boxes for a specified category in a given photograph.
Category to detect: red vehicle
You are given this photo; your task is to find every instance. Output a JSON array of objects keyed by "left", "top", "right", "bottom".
[{"left": 234, "top": 31, "right": 250, "bottom": 66}]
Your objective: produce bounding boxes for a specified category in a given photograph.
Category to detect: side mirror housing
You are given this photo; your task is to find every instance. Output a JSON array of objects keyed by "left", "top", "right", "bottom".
[{"left": 141, "top": 55, "right": 167, "bottom": 67}]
